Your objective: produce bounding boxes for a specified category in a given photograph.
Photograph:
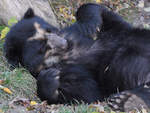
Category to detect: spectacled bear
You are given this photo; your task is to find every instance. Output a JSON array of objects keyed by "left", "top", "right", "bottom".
[
  {"left": 3, "top": 8, "right": 102, "bottom": 104},
  {"left": 4, "top": 3, "right": 150, "bottom": 111},
  {"left": 3, "top": 8, "right": 59, "bottom": 76}
]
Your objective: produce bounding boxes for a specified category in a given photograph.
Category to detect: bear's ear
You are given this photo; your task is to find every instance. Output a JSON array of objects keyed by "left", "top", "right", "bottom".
[{"left": 23, "top": 8, "right": 35, "bottom": 19}]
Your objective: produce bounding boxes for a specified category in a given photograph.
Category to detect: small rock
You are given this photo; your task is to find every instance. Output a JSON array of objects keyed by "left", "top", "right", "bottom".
[
  {"left": 138, "top": 0, "right": 145, "bottom": 8},
  {"left": 123, "top": 3, "right": 129, "bottom": 9},
  {"left": 144, "top": 7, "right": 150, "bottom": 12}
]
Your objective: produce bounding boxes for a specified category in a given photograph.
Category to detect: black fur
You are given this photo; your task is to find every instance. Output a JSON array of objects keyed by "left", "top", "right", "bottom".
[
  {"left": 37, "top": 65, "right": 101, "bottom": 104},
  {"left": 78, "top": 3, "right": 150, "bottom": 99},
  {"left": 3, "top": 8, "right": 102, "bottom": 104},
  {"left": 3, "top": 8, "right": 58, "bottom": 73}
]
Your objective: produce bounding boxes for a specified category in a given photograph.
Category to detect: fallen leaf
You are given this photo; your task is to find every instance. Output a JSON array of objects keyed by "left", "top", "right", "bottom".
[
  {"left": 59, "top": 7, "right": 64, "bottom": 13},
  {"left": 3, "top": 87, "right": 12, "bottom": 94},
  {"left": 0, "top": 27, "right": 10, "bottom": 39},
  {"left": 26, "top": 106, "right": 35, "bottom": 111},
  {"left": 30, "top": 101, "right": 38, "bottom": 106},
  {"left": 96, "top": 0, "right": 102, "bottom": 3},
  {"left": 0, "top": 109, "right": 3, "bottom": 113},
  {"left": 0, "top": 80, "right": 4, "bottom": 85},
  {"left": 0, "top": 85, "right": 12, "bottom": 94}
]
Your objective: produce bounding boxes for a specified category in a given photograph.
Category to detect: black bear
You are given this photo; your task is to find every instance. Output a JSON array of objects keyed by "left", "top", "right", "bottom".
[
  {"left": 4, "top": 3, "right": 150, "bottom": 110},
  {"left": 77, "top": 2, "right": 150, "bottom": 106},
  {"left": 3, "top": 8, "right": 59, "bottom": 77},
  {"left": 3, "top": 8, "right": 102, "bottom": 104}
]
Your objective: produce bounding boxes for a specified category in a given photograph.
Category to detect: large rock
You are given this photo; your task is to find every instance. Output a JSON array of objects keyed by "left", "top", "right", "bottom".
[{"left": 0, "top": 0, "right": 59, "bottom": 27}]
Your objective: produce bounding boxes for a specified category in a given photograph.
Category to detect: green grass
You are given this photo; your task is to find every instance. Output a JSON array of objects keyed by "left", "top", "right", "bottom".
[
  {"left": 0, "top": 40, "right": 39, "bottom": 101},
  {"left": 59, "top": 104, "right": 97, "bottom": 113},
  {"left": 0, "top": 40, "right": 40, "bottom": 112},
  {"left": 0, "top": 68, "right": 37, "bottom": 101}
]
